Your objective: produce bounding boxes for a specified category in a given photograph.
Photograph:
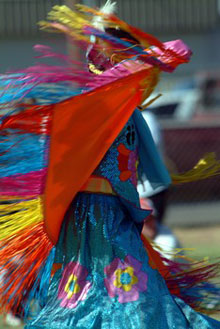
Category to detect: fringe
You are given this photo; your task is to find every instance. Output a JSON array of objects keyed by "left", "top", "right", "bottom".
[
  {"left": 164, "top": 257, "right": 220, "bottom": 314},
  {"left": 0, "top": 104, "right": 52, "bottom": 135},
  {"left": 0, "top": 170, "right": 46, "bottom": 197},
  {"left": 171, "top": 153, "right": 220, "bottom": 184},
  {"left": 0, "top": 197, "right": 43, "bottom": 240},
  {"left": 142, "top": 235, "right": 220, "bottom": 314},
  {"left": 0, "top": 222, "right": 53, "bottom": 314}
]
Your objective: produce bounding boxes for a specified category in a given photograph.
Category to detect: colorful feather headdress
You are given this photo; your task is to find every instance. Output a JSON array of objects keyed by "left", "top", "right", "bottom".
[{"left": 0, "top": 2, "right": 219, "bottom": 317}]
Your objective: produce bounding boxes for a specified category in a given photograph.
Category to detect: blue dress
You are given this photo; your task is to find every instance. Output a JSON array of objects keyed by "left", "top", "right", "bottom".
[{"left": 25, "top": 118, "right": 220, "bottom": 329}]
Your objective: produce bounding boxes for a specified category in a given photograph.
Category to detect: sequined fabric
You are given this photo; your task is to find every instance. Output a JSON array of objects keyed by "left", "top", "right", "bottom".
[
  {"left": 25, "top": 118, "right": 220, "bottom": 329},
  {"left": 25, "top": 192, "right": 220, "bottom": 329}
]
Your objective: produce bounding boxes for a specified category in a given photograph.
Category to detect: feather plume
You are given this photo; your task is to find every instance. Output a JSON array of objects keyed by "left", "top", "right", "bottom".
[
  {"left": 92, "top": 0, "right": 117, "bottom": 31},
  {"left": 100, "top": 0, "right": 117, "bottom": 15}
]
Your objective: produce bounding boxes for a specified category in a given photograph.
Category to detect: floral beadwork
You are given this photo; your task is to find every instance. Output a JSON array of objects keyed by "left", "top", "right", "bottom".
[
  {"left": 58, "top": 262, "right": 91, "bottom": 309},
  {"left": 104, "top": 255, "right": 148, "bottom": 303},
  {"left": 117, "top": 143, "right": 132, "bottom": 181},
  {"left": 128, "top": 149, "right": 138, "bottom": 186},
  {"left": 117, "top": 144, "right": 138, "bottom": 186}
]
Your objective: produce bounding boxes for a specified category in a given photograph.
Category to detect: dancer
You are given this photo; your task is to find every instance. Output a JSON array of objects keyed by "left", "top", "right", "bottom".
[{"left": 0, "top": 2, "right": 219, "bottom": 328}]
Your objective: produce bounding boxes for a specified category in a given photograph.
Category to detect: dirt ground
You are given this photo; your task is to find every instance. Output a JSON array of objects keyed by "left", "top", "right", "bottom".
[{"left": 174, "top": 225, "right": 220, "bottom": 260}]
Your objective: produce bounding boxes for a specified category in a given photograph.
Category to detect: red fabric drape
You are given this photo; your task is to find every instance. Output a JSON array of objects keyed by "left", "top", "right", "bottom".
[{"left": 44, "top": 69, "right": 149, "bottom": 243}]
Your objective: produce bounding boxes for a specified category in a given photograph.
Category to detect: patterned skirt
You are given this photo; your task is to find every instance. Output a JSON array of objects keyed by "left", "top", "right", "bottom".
[{"left": 25, "top": 192, "right": 219, "bottom": 329}]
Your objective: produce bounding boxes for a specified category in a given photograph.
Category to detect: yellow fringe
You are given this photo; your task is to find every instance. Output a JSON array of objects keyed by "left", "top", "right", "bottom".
[
  {"left": 171, "top": 153, "right": 220, "bottom": 184},
  {"left": 39, "top": 5, "right": 91, "bottom": 42},
  {"left": 139, "top": 93, "right": 162, "bottom": 110},
  {"left": 150, "top": 238, "right": 196, "bottom": 262},
  {"left": 0, "top": 197, "right": 43, "bottom": 240}
]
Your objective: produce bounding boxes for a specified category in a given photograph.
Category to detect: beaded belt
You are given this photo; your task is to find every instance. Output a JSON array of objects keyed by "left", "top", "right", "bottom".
[{"left": 79, "top": 176, "right": 116, "bottom": 195}]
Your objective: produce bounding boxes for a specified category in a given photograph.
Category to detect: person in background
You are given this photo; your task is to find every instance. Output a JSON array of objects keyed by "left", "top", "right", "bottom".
[{"left": 138, "top": 110, "right": 182, "bottom": 258}]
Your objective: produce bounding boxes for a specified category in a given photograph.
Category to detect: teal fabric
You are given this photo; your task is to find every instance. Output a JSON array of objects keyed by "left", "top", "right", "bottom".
[
  {"left": 133, "top": 110, "right": 171, "bottom": 191},
  {"left": 25, "top": 193, "right": 220, "bottom": 329}
]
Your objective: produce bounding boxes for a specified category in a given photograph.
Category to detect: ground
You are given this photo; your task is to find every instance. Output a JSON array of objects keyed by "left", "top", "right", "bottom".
[
  {"left": 0, "top": 226, "right": 219, "bottom": 328},
  {"left": 174, "top": 225, "right": 220, "bottom": 260}
]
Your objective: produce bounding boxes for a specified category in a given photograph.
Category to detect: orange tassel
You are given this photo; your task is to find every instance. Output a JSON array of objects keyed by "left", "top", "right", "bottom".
[{"left": 0, "top": 223, "right": 53, "bottom": 313}]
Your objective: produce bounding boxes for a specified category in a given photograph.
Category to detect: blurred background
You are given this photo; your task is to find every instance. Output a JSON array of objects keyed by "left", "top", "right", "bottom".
[{"left": 0, "top": 0, "right": 220, "bottom": 326}]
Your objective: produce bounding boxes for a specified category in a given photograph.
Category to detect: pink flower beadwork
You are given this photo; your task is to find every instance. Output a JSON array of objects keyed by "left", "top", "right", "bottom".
[
  {"left": 104, "top": 255, "right": 148, "bottom": 303},
  {"left": 128, "top": 149, "right": 138, "bottom": 186},
  {"left": 58, "top": 262, "right": 91, "bottom": 309}
]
